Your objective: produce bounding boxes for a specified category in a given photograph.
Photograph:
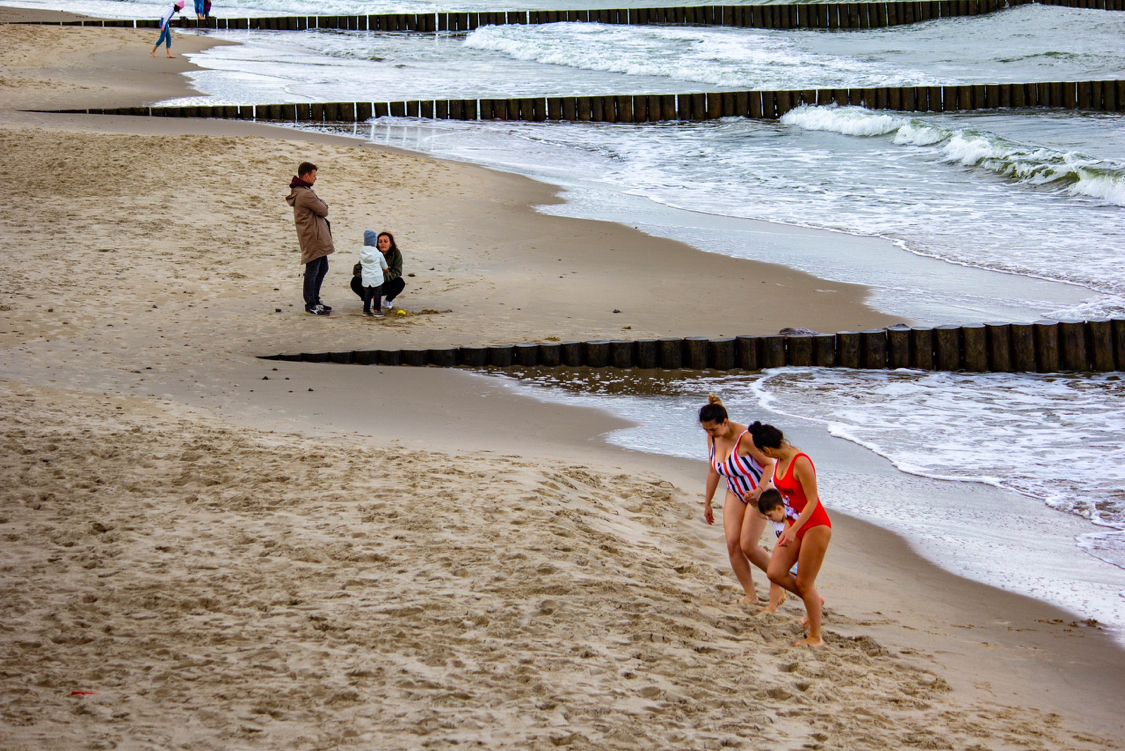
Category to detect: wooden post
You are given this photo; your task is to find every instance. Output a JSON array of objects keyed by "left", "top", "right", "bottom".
[
  {"left": 429, "top": 349, "right": 458, "bottom": 368},
  {"left": 610, "top": 340, "right": 635, "bottom": 369},
  {"left": 1087, "top": 319, "right": 1115, "bottom": 371},
  {"left": 813, "top": 334, "right": 836, "bottom": 367},
  {"left": 985, "top": 322, "right": 1012, "bottom": 371},
  {"left": 787, "top": 335, "right": 814, "bottom": 367},
  {"left": 560, "top": 341, "right": 583, "bottom": 367},
  {"left": 684, "top": 337, "right": 709, "bottom": 369},
  {"left": 1009, "top": 323, "right": 1036, "bottom": 372},
  {"left": 776, "top": 90, "right": 793, "bottom": 117},
  {"left": 737, "top": 336, "right": 761, "bottom": 370},
  {"left": 762, "top": 336, "right": 786, "bottom": 369},
  {"left": 1113, "top": 319, "right": 1125, "bottom": 370},
  {"left": 562, "top": 97, "right": 576, "bottom": 121},
  {"left": 762, "top": 91, "right": 778, "bottom": 119},
  {"left": 547, "top": 98, "right": 563, "bottom": 120},
  {"left": 377, "top": 350, "right": 401, "bottom": 366},
  {"left": 692, "top": 93, "right": 707, "bottom": 121},
  {"left": 722, "top": 92, "right": 737, "bottom": 118},
  {"left": 934, "top": 325, "right": 962, "bottom": 370},
  {"left": 836, "top": 332, "right": 861, "bottom": 369},
  {"left": 537, "top": 343, "right": 562, "bottom": 367},
  {"left": 515, "top": 343, "right": 539, "bottom": 367},
  {"left": 661, "top": 95, "right": 677, "bottom": 121},
  {"left": 401, "top": 350, "right": 430, "bottom": 367},
  {"left": 584, "top": 341, "right": 610, "bottom": 368},
  {"left": 709, "top": 338, "right": 736, "bottom": 370},
  {"left": 860, "top": 329, "right": 888, "bottom": 369},
  {"left": 706, "top": 93, "right": 722, "bottom": 119},
  {"left": 961, "top": 324, "right": 987, "bottom": 371},
  {"left": 635, "top": 340, "right": 658, "bottom": 369},
  {"left": 1034, "top": 321, "right": 1060, "bottom": 372},
  {"left": 577, "top": 97, "right": 592, "bottom": 122},
  {"left": 658, "top": 338, "right": 684, "bottom": 369},
  {"left": 488, "top": 345, "right": 514, "bottom": 367},
  {"left": 887, "top": 325, "right": 911, "bottom": 369},
  {"left": 1058, "top": 320, "right": 1089, "bottom": 370}
]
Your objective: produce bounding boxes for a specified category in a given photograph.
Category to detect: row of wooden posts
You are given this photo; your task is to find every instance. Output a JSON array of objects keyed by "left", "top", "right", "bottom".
[
  {"left": 50, "top": 78, "right": 1125, "bottom": 124},
  {"left": 17, "top": 0, "right": 1125, "bottom": 34},
  {"left": 265, "top": 319, "right": 1125, "bottom": 373}
]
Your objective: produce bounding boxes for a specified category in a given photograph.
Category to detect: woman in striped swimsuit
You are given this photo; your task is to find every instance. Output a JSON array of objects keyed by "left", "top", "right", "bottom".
[{"left": 700, "top": 394, "right": 776, "bottom": 605}]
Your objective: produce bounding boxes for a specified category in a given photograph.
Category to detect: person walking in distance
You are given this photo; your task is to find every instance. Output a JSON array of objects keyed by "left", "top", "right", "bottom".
[
  {"left": 150, "top": 1, "right": 185, "bottom": 58},
  {"left": 286, "top": 162, "right": 334, "bottom": 316}
]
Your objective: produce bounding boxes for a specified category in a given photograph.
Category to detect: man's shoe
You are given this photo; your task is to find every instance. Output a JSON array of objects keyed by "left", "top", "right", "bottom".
[
  {"left": 372, "top": 309, "right": 384, "bottom": 318},
  {"left": 362, "top": 309, "right": 373, "bottom": 317},
  {"left": 318, "top": 302, "right": 332, "bottom": 312},
  {"left": 305, "top": 304, "right": 330, "bottom": 316}
]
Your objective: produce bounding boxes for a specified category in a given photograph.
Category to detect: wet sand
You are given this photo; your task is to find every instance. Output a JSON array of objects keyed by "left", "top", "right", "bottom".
[{"left": 1, "top": 10, "right": 1123, "bottom": 750}]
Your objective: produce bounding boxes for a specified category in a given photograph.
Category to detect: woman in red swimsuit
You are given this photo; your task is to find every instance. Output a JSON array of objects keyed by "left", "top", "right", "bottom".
[
  {"left": 748, "top": 421, "right": 832, "bottom": 647},
  {"left": 699, "top": 395, "right": 776, "bottom": 605}
]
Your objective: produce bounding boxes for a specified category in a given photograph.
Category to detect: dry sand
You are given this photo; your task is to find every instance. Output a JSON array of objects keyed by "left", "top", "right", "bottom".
[{"left": 2, "top": 13, "right": 1123, "bottom": 751}]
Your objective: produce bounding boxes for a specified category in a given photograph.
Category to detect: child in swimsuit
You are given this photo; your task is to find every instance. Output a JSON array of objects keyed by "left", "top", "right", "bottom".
[{"left": 758, "top": 488, "right": 798, "bottom": 613}]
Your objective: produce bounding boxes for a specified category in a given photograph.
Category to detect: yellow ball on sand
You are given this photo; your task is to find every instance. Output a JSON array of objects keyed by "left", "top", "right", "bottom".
[{"left": 396, "top": 309, "right": 406, "bottom": 316}]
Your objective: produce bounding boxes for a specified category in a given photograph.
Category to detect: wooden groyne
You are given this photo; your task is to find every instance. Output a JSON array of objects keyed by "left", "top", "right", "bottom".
[
  {"left": 11, "top": 0, "right": 1124, "bottom": 34},
  {"left": 44, "top": 78, "right": 1125, "bottom": 122},
  {"left": 263, "top": 319, "right": 1125, "bottom": 373}
]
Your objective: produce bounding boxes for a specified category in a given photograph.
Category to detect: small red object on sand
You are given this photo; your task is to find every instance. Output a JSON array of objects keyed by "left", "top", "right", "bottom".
[{"left": 70, "top": 691, "right": 100, "bottom": 695}]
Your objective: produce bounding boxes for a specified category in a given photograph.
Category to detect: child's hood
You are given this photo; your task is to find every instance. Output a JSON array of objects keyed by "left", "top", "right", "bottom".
[{"left": 363, "top": 229, "right": 378, "bottom": 246}]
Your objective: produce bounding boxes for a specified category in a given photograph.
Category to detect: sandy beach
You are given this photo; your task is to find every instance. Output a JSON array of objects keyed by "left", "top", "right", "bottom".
[{"left": 2, "top": 9, "right": 1124, "bottom": 750}]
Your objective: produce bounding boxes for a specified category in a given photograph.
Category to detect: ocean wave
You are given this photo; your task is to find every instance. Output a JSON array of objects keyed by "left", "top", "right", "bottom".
[
  {"left": 464, "top": 23, "right": 937, "bottom": 90},
  {"left": 782, "top": 105, "right": 1125, "bottom": 206},
  {"left": 748, "top": 369, "right": 1125, "bottom": 538}
]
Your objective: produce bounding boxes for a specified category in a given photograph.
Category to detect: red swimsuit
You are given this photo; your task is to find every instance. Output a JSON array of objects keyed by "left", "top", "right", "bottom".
[{"left": 772, "top": 452, "right": 831, "bottom": 540}]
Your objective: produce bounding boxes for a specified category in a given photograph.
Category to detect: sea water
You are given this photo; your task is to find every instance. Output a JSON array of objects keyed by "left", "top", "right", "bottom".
[{"left": 9, "top": 0, "right": 1125, "bottom": 633}]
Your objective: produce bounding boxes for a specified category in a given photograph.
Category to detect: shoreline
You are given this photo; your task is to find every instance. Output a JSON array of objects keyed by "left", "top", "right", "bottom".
[{"left": 2, "top": 13, "right": 1124, "bottom": 748}]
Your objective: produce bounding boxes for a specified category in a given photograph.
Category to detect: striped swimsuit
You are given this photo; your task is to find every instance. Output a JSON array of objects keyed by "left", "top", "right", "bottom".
[{"left": 710, "top": 430, "right": 765, "bottom": 504}]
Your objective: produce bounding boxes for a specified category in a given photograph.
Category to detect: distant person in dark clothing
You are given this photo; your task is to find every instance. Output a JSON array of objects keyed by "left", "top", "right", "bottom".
[
  {"left": 351, "top": 231, "right": 405, "bottom": 312},
  {"left": 286, "top": 162, "right": 335, "bottom": 316}
]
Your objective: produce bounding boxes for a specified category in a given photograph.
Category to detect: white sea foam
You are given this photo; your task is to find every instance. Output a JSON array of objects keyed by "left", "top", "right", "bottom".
[
  {"left": 784, "top": 105, "right": 1125, "bottom": 207},
  {"left": 749, "top": 370, "right": 1125, "bottom": 534},
  {"left": 464, "top": 22, "right": 938, "bottom": 90},
  {"left": 781, "top": 106, "right": 907, "bottom": 136}
]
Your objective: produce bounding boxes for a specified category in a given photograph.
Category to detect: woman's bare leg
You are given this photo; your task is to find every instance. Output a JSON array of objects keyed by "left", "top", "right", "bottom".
[
  {"left": 792, "top": 526, "right": 831, "bottom": 647},
  {"left": 759, "top": 582, "right": 787, "bottom": 613},
  {"left": 722, "top": 492, "right": 758, "bottom": 603},
  {"left": 766, "top": 538, "right": 801, "bottom": 597},
  {"left": 739, "top": 506, "right": 770, "bottom": 573}
]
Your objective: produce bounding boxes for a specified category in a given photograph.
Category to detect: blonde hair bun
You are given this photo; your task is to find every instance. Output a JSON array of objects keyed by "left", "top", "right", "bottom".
[{"left": 707, "top": 393, "right": 724, "bottom": 407}]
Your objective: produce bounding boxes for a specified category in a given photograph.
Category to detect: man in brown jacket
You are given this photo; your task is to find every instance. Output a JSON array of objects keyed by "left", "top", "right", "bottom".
[{"left": 286, "top": 161, "right": 335, "bottom": 316}]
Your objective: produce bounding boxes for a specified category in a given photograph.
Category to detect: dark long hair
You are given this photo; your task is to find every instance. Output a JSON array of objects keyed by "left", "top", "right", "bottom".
[
  {"left": 698, "top": 394, "right": 727, "bottom": 425},
  {"left": 377, "top": 231, "right": 398, "bottom": 255},
  {"left": 747, "top": 421, "right": 784, "bottom": 450}
]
